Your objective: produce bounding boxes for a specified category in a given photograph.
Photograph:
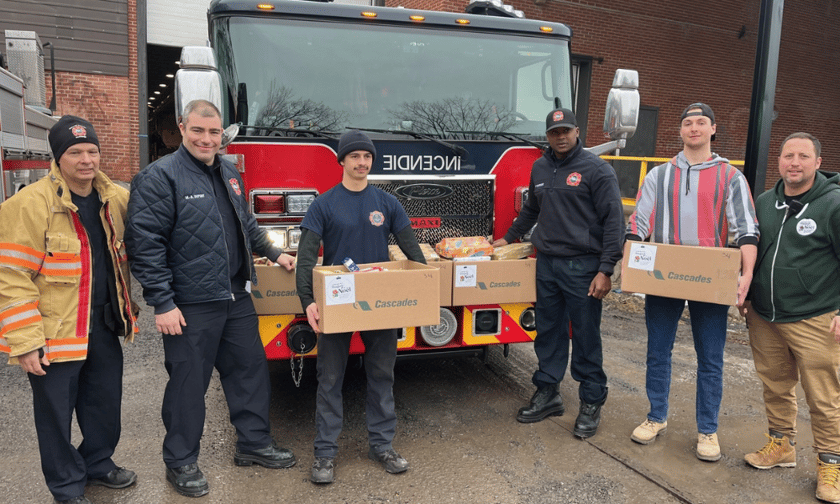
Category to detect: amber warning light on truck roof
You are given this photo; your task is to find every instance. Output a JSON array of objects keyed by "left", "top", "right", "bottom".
[{"left": 256, "top": 3, "right": 275, "bottom": 10}]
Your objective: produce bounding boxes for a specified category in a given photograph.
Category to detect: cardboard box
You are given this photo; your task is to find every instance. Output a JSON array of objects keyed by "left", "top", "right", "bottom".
[
  {"left": 620, "top": 241, "right": 742, "bottom": 305},
  {"left": 313, "top": 260, "right": 440, "bottom": 333},
  {"left": 451, "top": 258, "right": 536, "bottom": 306},
  {"left": 432, "top": 259, "right": 453, "bottom": 306},
  {"left": 251, "top": 264, "right": 304, "bottom": 315}
]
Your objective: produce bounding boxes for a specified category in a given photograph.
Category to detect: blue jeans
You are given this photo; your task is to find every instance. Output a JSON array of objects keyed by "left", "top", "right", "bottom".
[
  {"left": 644, "top": 295, "right": 729, "bottom": 434},
  {"left": 532, "top": 252, "right": 607, "bottom": 405}
]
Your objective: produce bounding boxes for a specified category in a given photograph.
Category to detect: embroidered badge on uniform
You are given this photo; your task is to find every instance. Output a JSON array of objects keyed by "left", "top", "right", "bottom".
[
  {"left": 566, "top": 172, "right": 582, "bottom": 187},
  {"left": 369, "top": 211, "right": 385, "bottom": 227},
  {"left": 70, "top": 125, "right": 87, "bottom": 138},
  {"left": 229, "top": 178, "right": 242, "bottom": 196}
]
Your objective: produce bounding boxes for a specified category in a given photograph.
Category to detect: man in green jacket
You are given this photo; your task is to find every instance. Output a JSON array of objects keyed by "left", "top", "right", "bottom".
[{"left": 742, "top": 132, "right": 840, "bottom": 504}]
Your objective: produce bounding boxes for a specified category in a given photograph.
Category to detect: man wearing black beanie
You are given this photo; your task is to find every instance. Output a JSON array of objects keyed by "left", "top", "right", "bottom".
[
  {"left": 0, "top": 115, "right": 138, "bottom": 503},
  {"left": 296, "top": 129, "right": 424, "bottom": 484}
]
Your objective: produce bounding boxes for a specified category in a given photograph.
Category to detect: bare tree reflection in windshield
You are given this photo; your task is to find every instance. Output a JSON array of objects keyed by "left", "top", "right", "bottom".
[{"left": 388, "top": 97, "right": 518, "bottom": 139}]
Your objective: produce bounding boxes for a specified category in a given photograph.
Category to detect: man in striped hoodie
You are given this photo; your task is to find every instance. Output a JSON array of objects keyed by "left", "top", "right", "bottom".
[{"left": 626, "top": 103, "right": 758, "bottom": 462}]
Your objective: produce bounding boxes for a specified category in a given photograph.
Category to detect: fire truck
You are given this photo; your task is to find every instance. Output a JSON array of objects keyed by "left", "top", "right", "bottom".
[
  {"left": 174, "top": 0, "right": 638, "bottom": 371},
  {"left": 0, "top": 30, "right": 56, "bottom": 202}
]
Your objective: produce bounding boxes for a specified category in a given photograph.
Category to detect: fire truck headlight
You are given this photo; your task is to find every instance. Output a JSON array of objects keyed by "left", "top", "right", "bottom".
[
  {"left": 266, "top": 228, "right": 288, "bottom": 249},
  {"left": 286, "top": 194, "right": 316, "bottom": 214},
  {"left": 420, "top": 308, "right": 458, "bottom": 347},
  {"left": 288, "top": 228, "right": 302, "bottom": 249}
]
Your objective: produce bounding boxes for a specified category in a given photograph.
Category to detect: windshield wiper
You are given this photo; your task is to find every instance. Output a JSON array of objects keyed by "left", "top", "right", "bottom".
[
  {"left": 447, "top": 130, "right": 548, "bottom": 151},
  {"left": 351, "top": 127, "right": 468, "bottom": 159},
  {"left": 239, "top": 124, "right": 339, "bottom": 139}
]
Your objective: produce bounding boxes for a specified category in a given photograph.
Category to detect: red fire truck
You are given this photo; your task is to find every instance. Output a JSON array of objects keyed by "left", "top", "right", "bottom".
[
  {"left": 174, "top": 0, "right": 638, "bottom": 371},
  {"left": 0, "top": 31, "right": 56, "bottom": 202}
]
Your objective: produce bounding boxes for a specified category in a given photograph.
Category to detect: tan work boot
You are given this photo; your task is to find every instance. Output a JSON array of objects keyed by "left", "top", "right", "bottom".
[
  {"left": 630, "top": 419, "right": 667, "bottom": 445},
  {"left": 744, "top": 432, "right": 796, "bottom": 469},
  {"left": 696, "top": 432, "right": 721, "bottom": 462},
  {"left": 817, "top": 453, "right": 840, "bottom": 503}
]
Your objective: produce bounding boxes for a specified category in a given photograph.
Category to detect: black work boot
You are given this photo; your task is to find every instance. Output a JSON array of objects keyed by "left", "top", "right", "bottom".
[
  {"left": 574, "top": 399, "right": 605, "bottom": 438},
  {"left": 516, "top": 385, "right": 564, "bottom": 423}
]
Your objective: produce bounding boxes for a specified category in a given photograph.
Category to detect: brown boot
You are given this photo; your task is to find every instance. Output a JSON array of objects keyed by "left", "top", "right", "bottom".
[
  {"left": 744, "top": 432, "right": 796, "bottom": 469},
  {"left": 817, "top": 453, "right": 840, "bottom": 503}
]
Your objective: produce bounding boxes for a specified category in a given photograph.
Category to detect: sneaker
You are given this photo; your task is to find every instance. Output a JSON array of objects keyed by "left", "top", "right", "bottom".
[
  {"left": 55, "top": 497, "right": 92, "bottom": 504},
  {"left": 630, "top": 419, "right": 667, "bottom": 445},
  {"left": 697, "top": 432, "right": 722, "bottom": 462},
  {"left": 311, "top": 457, "right": 335, "bottom": 484},
  {"left": 234, "top": 440, "right": 296, "bottom": 469},
  {"left": 817, "top": 453, "right": 840, "bottom": 503},
  {"left": 165, "top": 463, "right": 210, "bottom": 498},
  {"left": 368, "top": 448, "right": 409, "bottom": 474},
  {"left": 87, "top": 466, "right": 137, "bottom": 489},
  {"left": 744, "top": 432, "right": 796, "bottom": 469}
]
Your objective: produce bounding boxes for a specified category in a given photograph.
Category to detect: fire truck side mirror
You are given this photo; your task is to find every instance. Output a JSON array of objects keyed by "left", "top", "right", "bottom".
[
  {"left": 603, "top": 69, "right": 639, "bottom": 141},
  {"left": 221, "top": 123, "right": 240, "bottom": 148},
  {"left": 174, "top": 46, "right": 223, "bottom": 126}
]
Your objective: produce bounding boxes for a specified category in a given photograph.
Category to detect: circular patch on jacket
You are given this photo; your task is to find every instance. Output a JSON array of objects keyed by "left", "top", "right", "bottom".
[
  {"left": 369, "top": 210, "right": 385, "bottom": 227},
  {"left": 566, "top": 172, "right": 582, "bottom": 187},
  {"left": 228, "top": 178, "right": 241, "bottom": 196},
  {"left": 797, "top": 218, "right": 817, "bottom": 236}
]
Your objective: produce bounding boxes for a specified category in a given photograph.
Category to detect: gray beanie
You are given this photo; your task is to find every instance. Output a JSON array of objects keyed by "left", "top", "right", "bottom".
[{"left": 336, "top": 130, "right": 376, "bottom": 163}]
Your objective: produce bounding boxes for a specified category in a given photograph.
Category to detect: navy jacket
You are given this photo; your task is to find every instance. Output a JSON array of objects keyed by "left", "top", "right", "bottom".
[
  {"left": 126, "top": 145, "right": 281, "bottom": 312},
  {"left": 503, "top": 140, "right": 624, "bottom": 275}
]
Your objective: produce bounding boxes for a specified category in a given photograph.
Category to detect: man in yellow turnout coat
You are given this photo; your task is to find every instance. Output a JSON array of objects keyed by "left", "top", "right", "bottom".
[{"left": 0, "top": 116, "right": 137, "bottom": 504}]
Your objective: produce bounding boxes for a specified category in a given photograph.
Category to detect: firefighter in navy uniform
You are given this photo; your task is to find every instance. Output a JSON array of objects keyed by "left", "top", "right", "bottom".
[
  {"left": 296, "top": 130, "right": 425, "bottom": 484},
  {"left": 0, "top": 116, "right": 138, "bottom": 504},
  {"left": 126, "top": 100, "right": 296, "bottom": 498},
  {"left": 493, "top": 108, "right": 624, "bottom": 439}
]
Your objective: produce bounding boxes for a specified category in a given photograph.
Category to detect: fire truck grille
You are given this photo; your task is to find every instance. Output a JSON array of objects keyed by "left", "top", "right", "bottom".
[{"left": 368, "top": 178, "right": 494, "bottom": 245}]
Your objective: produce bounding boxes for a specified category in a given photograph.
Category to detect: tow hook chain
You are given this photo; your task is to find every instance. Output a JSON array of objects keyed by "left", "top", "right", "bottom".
[{"left": 291, "top": 340, "right": 305, "bottom": 388}]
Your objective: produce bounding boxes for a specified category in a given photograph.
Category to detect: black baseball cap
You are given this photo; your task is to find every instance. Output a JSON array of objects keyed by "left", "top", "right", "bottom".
[
  {"left": 545, "top": 108, "right": 577, "bottom": 133},
  {"left": 681, "top": 103, "right": 716, "bottom": 141}
]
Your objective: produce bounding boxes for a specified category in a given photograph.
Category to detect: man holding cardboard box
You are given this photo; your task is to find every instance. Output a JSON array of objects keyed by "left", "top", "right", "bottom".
[
  {"left": 741, "top": 133, "right": 840, "bottom": 503},
  {"left": 626, "top": 103, "right": 758, "bottom": 462},
  {"left": 296, "top": 130, "right": 425, "bottom": 484},
  {"left": 493, "top": 108, "right": 624, "bottom": 439}
]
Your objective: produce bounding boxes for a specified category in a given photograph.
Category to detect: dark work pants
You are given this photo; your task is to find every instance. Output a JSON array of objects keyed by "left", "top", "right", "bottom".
[
  {"left": 314, "top": 329, "right": 398, "bottom": 458},
  {"left": 28, "top": 307, "right": 123, "bottom": 501},
  {"left": 532, "top": 252, "right": 608, "bottom": 405},
  {"left": 161, "top": 294, "right": 272, "bottom": 468}
]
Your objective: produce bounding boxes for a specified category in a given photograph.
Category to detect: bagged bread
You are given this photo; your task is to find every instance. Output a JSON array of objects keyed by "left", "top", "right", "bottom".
[
  {"left": 435, "top": 236, "right": 494, "bottom": 259},
  {"left": 492, "top": 242, "right": 534, "bottom": 260}
]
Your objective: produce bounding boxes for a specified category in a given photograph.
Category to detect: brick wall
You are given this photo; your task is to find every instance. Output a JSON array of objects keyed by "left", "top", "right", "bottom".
[
  {"left": 44, "top": 0, "right": 139, "bottom": 183},
  {"left": 390, "top": 0, "right": 840, "bottom": 192}
]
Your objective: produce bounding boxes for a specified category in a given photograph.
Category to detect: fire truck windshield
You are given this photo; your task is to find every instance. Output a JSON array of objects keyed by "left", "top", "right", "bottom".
[{"left": 212, "top": 16, "right": 573, "bottom": 139}]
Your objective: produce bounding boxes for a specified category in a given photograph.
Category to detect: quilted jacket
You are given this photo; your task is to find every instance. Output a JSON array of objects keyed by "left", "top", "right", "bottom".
[
  {"left": 125, "top": 145, "right": 282, "bottom": 311},
  {"left": 0, "top": 163, "right": 136, "bottom": 363}
]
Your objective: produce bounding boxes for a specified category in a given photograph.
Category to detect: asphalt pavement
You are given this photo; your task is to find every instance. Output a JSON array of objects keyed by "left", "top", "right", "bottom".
[{"left": 0, "top": 286, "right": 823, "bottom": 504}]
